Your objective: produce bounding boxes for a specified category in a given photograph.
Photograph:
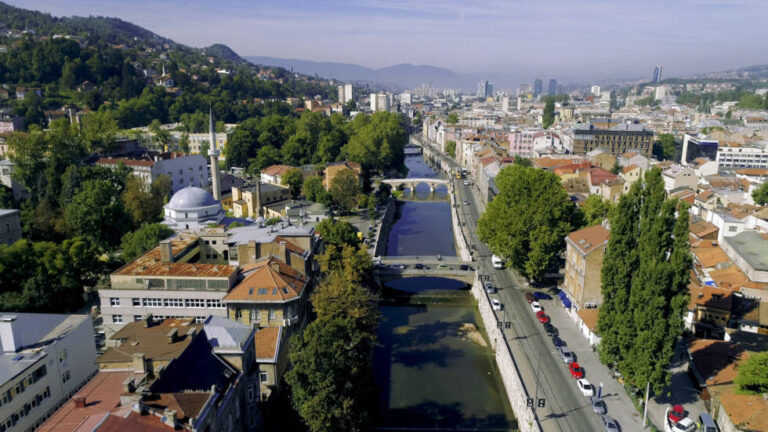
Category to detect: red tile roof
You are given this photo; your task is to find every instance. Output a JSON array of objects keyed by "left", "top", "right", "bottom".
[
  {"left": 224, "top": 257, "right": 308, "bottom": 302},
  {"left": 589, "top": 168, "right": 618, "bottom": 186},
  {"left": 254, "top": 326, "right": 282, "bottom": 362}
]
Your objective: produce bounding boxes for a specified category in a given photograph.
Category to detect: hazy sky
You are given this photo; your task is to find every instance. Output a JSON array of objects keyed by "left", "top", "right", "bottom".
[{"left": 12, "top": 0, "right": 768, "bottom": 81}]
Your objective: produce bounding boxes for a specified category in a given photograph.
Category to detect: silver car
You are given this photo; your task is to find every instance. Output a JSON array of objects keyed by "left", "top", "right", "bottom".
[
  {"left": 590, "top": 397, "right": 607, "bottom": 415},
  {"left": 602, "top": 415, "right": 619, "bottom": 432},
  {"left": 558, "top": 346, "right": 574, "bottom": 363}
]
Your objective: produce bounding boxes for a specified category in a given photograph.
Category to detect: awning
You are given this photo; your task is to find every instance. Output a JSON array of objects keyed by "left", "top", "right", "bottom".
[
  {"left": 558, "top": 290, "right": 567, "bottom": 300},
  {"left": 562, "top": 296, "right": 572, "bottom": 309},
  {"left": 559, "top": 290, "right": 572, "bottom": 308}
]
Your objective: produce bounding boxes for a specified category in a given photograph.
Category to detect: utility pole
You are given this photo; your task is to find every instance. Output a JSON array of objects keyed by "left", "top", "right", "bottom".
[{"left": 642, "top": 381, "right": 650, "bottom": 429}]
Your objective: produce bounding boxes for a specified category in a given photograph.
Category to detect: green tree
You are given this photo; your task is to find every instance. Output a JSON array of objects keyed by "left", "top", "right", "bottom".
[
  {"left": 513, "top": 156, "right": 532, "bottom": 167},
  {"left": 282, "top": 168, "right": 304, "bottom": 199},
  {"left": 579, "top": 194, "right": 615, "bottom": 227},
  {"left": 149, "top": 119, "right": 172, "bottom": 151},
  {"left": 178, "top": 132, "right": 190, "bottom": 153},
  {"left": 652, "top": 134, "right": 676, "bottom": 161},
  {"left": 80, "top": 110, "right": 118, "bottom": 153},
  {"left": 65, "top": 179, "right": 132, "bottom": 249},
  {"left": 329, "top": 169, "right": 361, "bottom": 213},
  {"left": 0, "top": 185, "right": 14, "bottom": 209},
  {"left": 121, "top": 174, "right": 171, "bottom": 226},
  {"left": 478, "top": 165, "right": 579, "bottom": 281},
  {"left": 542, "top": 99, "right": 555, "bottom": 129},
  {"left": 315, "top": 218, "right": 360, "bottom": 248},
  {"left": 446, "top": 112, "right": 459, "bottom": 125},
  {"left": 303, "top": 176, "right": 328, "bottom": 203},
  {"left": 752, "top": 182, "right": 768, "bottom": 205},
  {"left": 445, "top": 140, "right": 456, "bottom": 158},
  {"left": 344, "top": 99, "right": 356, "bottom": 113},
  {"left": 735, "top": 351, "right": 768, "bottom": 394},
  {"left": 120, "top": 223, "right": 175, "bottom": 262}
]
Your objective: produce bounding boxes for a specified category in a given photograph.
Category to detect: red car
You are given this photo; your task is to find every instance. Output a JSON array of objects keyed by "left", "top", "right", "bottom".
[
  {"left": 525, "top": 292, "right": 535, "bottom": 303},
  {"left": 536, "top": 311, "right": 549, "bottom": 323},
  {"left": 668, "top": 404, "right": 685, "bottom": 423},
  {"left": 569, "top": 362, "right": 584, "bottom": 379}
]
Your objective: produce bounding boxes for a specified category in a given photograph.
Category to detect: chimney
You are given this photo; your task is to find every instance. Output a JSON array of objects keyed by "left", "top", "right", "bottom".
[
  {"left": 279, "top": 241, "right": 288, "bottom": 264},
  {"left": 132, "top": 353, "right": 146, "bottom": 374},
  {"left": 167, "top": 328, "right": 179, "bottom": 344},
  {"left": 122, "top": 377, "right": 136, "bottom": 393},
  {"left": 74, "top": 397, "right": 86, "bottom": 408},
  {"left": 186, "top": 327, "right": 197, "bottom": 339},
  {"left": 0, "top": 315, "right": 19, "bottom": 352},
  {"left": 270, "top": 259, "right": 281, "bottom": 274},
  {"left": 142, "top": 313, "right": 153, "bottom": 328},
  {"left": 162, "top": 409, "right": 177, "bottom": 428},
  {"left": 159, "top": 240, "right": 173, "bottom": 263}
]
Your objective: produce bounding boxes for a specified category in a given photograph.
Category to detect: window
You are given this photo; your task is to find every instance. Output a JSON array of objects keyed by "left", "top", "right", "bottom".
[
  {"left": 143, "top": 298, "right": 162, "bottom": 307},
  {"left": 109, "top": 297, "right": 120, "bottom": 306},
  {"left": 164, "top": 298, "right": 184, "bottom": 308},
  {"left": 185, "top": 298, "right": 206, "bottom": 308},
  {"left": 729, "top": 226, "right": 738, "bottom": 232},
  {"left": 112, "top": 315, "right": 123, "bottom": 324},
  {"left": 257, "top": 288, "right": 268, "bottom": 295},
  {"left": 62, "top": 370, "right": 70, "bottom": 383},
  {"left": 59, "top": 350, "right": 68, "bottom": 363},
  {"left": 132, "top": 298, "right": 141, "bottom": 306},
  {"left": 134, "top": 315, "right": 143, "bottom": 322},
  {"left": 269, "top": 309, "right": 276, "bottom": 319},
  {"left": 206, "top": 299, "right": 224, "bottom": 308},
  {"left": 260, "top": 371, "right": 268, "bottom": 383},
  {"left": 194, "top": 316, "right": 206, "bottom": 323}
]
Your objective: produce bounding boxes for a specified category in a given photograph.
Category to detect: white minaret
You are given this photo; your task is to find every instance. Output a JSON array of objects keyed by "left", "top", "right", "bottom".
[{"left": 208, "top": 107, "right": 222, "bottom": 202}]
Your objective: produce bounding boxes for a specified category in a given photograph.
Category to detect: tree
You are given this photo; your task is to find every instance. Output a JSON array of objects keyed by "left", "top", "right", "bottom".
[
  {"left": 344, "top": 99, "right": 356, "bottom": 113},
  {"left": 652, "top": 134, "right": 676, "bottom": 161},
  {"left": 65, "top": 179, "right": 132, "bottom": 249},
  {"left": 282, "top": 168, "right": 304, "bottom": 199},
  {"left": 445, "top": 140, "right": 456, "bottom": 158},
  {"left": 303, "top": 176, "right": 328, "bottom": 204},
  {"left": 80, "top": 110, "right": 118, "bottom": 153},
  {"left": 513, "top": 156, "right": 532, "bottom": 167},
  {"left": 120, "top": 223, "right": 175, "bottom": 262},
  {"left": 446, "top": 112, "right": 459, "bottom": 125},
  {"left": 579, "top": 194, "right": 615, "bottom": 227},
  {"left": 542, "top": 99, "right": 555, "bottom": 129},
  {"left": 478, "top": 165, "right": 579, "bottom": 281},
  {"left": 122, "top": 174, "right": 171, "bottom": 226},
  {"left": 330, "top": 169, "right": 360, "bottom": 213},
  {"left": 179, "top": 132, "right": 190, "bottom": 153},
  {"left": 149, "top": 119, "right": 172, "bottom": 151},
  {"left": 315, "top": 218, "right": 360, "bottom": 248},
  {"left": 0, "top": 185, "right": 13, "bottom": 209},
  {"left": 735, "top": 351, "right": 768, "bottom": 394},
  {"left": 752, "top": 181, "right": 768, "bottom": 205}
]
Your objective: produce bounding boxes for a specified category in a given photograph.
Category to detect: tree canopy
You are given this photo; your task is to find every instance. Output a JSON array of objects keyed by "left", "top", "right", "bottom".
[
  {"left": 120, "top": 223, "right": 175, "bottom": 262},
  {"left": 282, "top": 168, "right": 304, "bottom": 199},
  {"left": 735, "top": 351, "right": 768, "bottom": 394},
  {"left": 478, "top": 165, "right": 579, "bottom": 281},
  {"left": 330, "top": 169, "right": 361, "bottom": 213},
  {"left": 542, "top": 99, "right": 555, "bottom": 129},
  {"left": 752, "top": 181, "right": 768, "bottom": 205}
]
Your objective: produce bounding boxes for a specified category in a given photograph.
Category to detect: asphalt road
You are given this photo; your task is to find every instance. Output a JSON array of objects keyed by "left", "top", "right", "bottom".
[{"left": 454, "top": 177, "right": 606, "bottom": 432}]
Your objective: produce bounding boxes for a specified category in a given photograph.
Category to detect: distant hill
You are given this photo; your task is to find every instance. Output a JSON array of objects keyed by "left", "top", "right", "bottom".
[
  {"left": 246, "top": 56, "right": 469, "bottom": 89},
  {"left": 203, "top": 43, "right": 245, "bottom": 63}
]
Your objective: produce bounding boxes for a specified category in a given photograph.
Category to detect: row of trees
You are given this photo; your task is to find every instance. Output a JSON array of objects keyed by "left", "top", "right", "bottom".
[
  {"left": 597, "top": 168, "right": 691, "bottom": 394},
  {"left": 286, "top": 219, "right": 379, "bottom": 432}
]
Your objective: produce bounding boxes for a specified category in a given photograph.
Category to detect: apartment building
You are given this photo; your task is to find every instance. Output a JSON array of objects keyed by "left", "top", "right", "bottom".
[
  {"left": 96, "top": 153, "right": 209, "bottom": 192},
  {"left": 231, "top": 183, "right": 290, "bottom": 218},
  {"left": 572, "top": 122, "right": 654, "bottom": 157},
  {"left": 662, "top": 165, "right": 698, "bottom": 193},
  {"left": 508, "top": 129, "right": 536, "bottom": 157},
  {"left": 716, "top": 144, "right": 768, "bottom": 169},
  {"left": 0, "top": 313, "right": 97, "bottom": 432},
  {"left": 562, "top": 225, "right": 610, "bottom": 312},
  {"left": 169, "top": 131, "right": 228, "bottom": 158}
]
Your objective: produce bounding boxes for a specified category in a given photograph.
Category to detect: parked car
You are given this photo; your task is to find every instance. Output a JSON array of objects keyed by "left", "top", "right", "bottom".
[
  {"left": 463, "top": 200, "right": 469, "bottom": 205},
  {"left": 484, "top": 283, "right": 497, "bottom": 294},
  {"left": 577, "top": 379, "right": 595, "bottom": 397},
  {"left": 390, "top": 264, "right": 406, "bottom": 270},
  {"left": 525, "top": 292, "right": 535, "bottom": 303},
  {"left": 491, "top": 299, "right": 503, "bottom": 311},
  {"left": 415, "top": 263, "right": 425, "bottom": 269},
  {"left": 669, "top": 418, "right": 696, "bottom": 432},
  {"left": 463, "top": 180, "right": 469, "bottom": 186},
  {"left": 530, "top": 301, "right": 543, "bottom": 313},
  {"left": 552, "top": 336, "right": 564, "bottom": 349},
  {"left": 535, "top": 311, "right": 549, "bottom": 323},
  {"left": 543, "top": 323, "right": 555, "bottom": 337},
  {"left": 459, "top": 264, "right": 472, "bottom": 271},
  {"left": 602, "top": 415, "right": 620, "bottom": 432},
  {"left": 667, "top": 405, "right": 686, "bottom": 423},
  {"left": 590, "top": 397, "right": 607, "bottom": 415},
  {"left": 698, "top": 414, "right": 719, "bottom": 432},
  {"left": 492, "top": 255, "right": 504, "bottom": 269},
  {"left": 559, "top": 346, "right": 574, "bottom": 363},
  {"left": 437, "top": 264, "right": 449, "bottom": 269},
  {"left": 569, "top": 362, "right": 584, "bottom": 379},
  {"left": 533, "top": 291, "right": 553, "bottom": 300}
]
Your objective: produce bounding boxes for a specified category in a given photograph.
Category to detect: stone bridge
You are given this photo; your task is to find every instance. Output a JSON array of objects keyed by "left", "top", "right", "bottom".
[
  {"left": 381, "top": 178, "right": 450, "bottom": 192},
  {"left": 372, "top": 256, "right": 477, "bottom": 286}
]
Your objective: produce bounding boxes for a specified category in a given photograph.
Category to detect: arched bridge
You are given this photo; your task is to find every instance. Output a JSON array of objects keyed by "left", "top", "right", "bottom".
[{"left": 382, "top": 178, "right": 449, "bottom": 192}]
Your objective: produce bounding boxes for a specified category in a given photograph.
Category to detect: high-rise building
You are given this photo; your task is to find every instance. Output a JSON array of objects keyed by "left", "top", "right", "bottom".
[
  {"left": 548, "top": 79, "right": 557, "bottom": 95},
  {"left": 590, "top": 85, "right": 601, "bottom": 97},
  {"left": 502, "top": 96, "right": 510, "bottom": 113},
  {"left": 337, "top": 83, "right": 353, "bottom": 104},
  {"left": 517, "top": 84, "right": 532, "bottom": 97},
  {"left": 534, "top": 78, "right": 543, "bottom": 97},
  {"left": 681, "top": 134, "right": 719, "bottom": 165},
  {"left": 370, "top": 92, "right": 390, "bottom": 112},
  {"left": 652, "top": 64, "right": 663, "bottom": 83},
  {"left": 477, "top": 80, "right": 489, "bottom": 98},
  {"left": 486, "top": 83, "right": 494, "bottom": 98}
]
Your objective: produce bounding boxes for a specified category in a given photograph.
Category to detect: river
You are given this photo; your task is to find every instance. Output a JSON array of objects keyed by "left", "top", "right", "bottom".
[{"left": 374, "top": 152, "right": 516, "bottom": 431}]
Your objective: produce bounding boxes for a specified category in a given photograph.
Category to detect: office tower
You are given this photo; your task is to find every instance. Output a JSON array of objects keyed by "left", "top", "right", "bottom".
[
  {"left": 590, "top": 85, "right": 601, "bottom": 97},
  {"left": 486, "top": 83, "right": 494, "bottom": 98},
  {"left": 534, "top": 78, "right": 543, "bottom": 97},
  {"left": 477, "top": 80, "right": 489, "bottom": 98},
  {"left": 652, "top": 64, "right": 663, "bottom": 83},
  {"left": 548, "top": 79, "right": 557, "bottom": 95},
  {"left": 337, "top": 83, "right": 353, "bottom": 104}
]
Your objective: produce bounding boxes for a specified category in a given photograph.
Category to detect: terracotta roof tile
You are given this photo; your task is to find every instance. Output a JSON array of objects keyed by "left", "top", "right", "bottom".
[
  {"left": 687, "top": 283, "right": 734, "bottom": 311},
  {"left": 81, "top": 408, "right": 172, "bottom": 432},
  {"left": 692, "top": 246, "right": 731, "bottom": 268},
  {"left": 576, "top": 308, "right": 600, "bottom": 332},
  {"left": 261, "top": 164, "right": 294, "bottom": 177},
  {"left": 254, "top": 326, "right": 281, "bottom": 362},
  {"left": 712, "top": 383, "right": 768, "bottom": 431},
  {"left": 142, "top": 392, "right": 211, "bottom": 423},
  {"left": 689, "top": 219, "right": 718, "bottom": 239},
  {"left": 224, "top": 257, "right": 307, "bottom": 302},
  {"left": 688, "top": 339, "right": 746, "bottom": 386},
  {"left": 98, "top": 319, "right": 201, "bottom": 364},
  {"left": 567, "top": 225, "right": 610, "bottom": 255}
]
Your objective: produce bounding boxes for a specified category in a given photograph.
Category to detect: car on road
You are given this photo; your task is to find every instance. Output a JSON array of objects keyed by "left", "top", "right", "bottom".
[
  {"left": 590, "top": 397, "right": 607, "bottom": 415},
  {"left": 491, "top": 299, "right": 503, "bottom": 311},
  {"left": 558, "top": 346, "right": 574, "bottom": 363},
  {"left": 543, "top": 323, "right": 555, "bottom": 337},
  {"left": 524, "top": 292, "right": 535, "bottom": 303},
  {"left": 390, "top": 264, "right": 406, "bottom": 270},
  {"left": 577, "top": 379, "right": 595, "bottom": 397},
  {"left": 463, "top": 180, "right": 469, "bottom": 186},
  {"left": 667, "top": 405, "right": 686, "bottom": 423},
  {"left": 535, "top": 311, "right": 549, "bottom": 323},
  {"left": 602, "top": 415, "right": 620, "bottom": 432},
  {"left": 414, "top": 263, "right": 425, "bottom": 270},
  {"left": 463, "top": 200, "right": 469, "bottom": 205},
  {"left": 552, "top": 336, "right": 564, "bottom": 349},
  {"left": 530, "top": 301, "right": 543, "bottom": 313},
  {"left": 533, "top": 291, "right": 553, "bottom": 300},
  {"left": 568, "top": 362, "right": 584, "bottom": 379},
  {"left": 459, "top": 264, "right": 472, "bottom": 271},
  {"left": 492, "top": 255, "right": 504, "bottom": 269},
  {"left": 484, "top": 283, "right": 497, "bottom": 294},
  {"left": 668, "top": 418, "right": 696, "bottom": 432}
]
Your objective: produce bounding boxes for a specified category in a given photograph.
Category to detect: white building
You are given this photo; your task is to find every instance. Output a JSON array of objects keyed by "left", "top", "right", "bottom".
[
  {"left": 337, "top": 84, "right": 353, "bottom": 105},
  {"left": 399, "top": 92, "right": 412, "bottom": 105},
  {"left": 370, "top": 92, "right": 390, "bottom": 112},
  {"left": 96, "top": 153, "right": 209, "bottom": 193},
  {"left": 0, "top": 160, "right": 27, "bottom": 201},
  {"left": 163, "top": 186, "right": 224, "bottom": 231},
  {"left": 590, "top": 85, "right": 601, "bottom": 97},
  {"left": 169, "top": 131, "right": 228, "bottom": 158},
  {"left": 0, "top": 313, "right": 97, "bottom": 432},
  {"left": 662, "top": 165, "right": 698, "bottom": 193},
  {"left": 716, "top": 143, "right": 768, "bottom": 169}
]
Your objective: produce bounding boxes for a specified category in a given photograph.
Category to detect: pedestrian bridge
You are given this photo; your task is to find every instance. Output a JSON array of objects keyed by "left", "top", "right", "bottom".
[{"left": 382, "top": 178, "right": 450, "bottom": 192}]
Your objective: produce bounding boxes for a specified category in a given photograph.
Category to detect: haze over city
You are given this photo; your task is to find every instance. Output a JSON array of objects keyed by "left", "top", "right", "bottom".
[{"left": 11, "top": 0, "right": 768, "bottom": 82}]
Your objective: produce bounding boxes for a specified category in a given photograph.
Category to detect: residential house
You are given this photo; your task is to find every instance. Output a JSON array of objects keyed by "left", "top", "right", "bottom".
[
  {"left": 0, "top": 209, "right": 21, "bottom": 245},
  {"left": 585, "top": 149, "right": 617, "bottom": 171},
  {"left": 223, "top": 222, "right": 320, "bottom": 273},
  {"left": 0, "top": 313, "right": 97, "bottom": 432},
  {"left": 562, "top": 225, "right": 610, "bottom": 313},
  {"left": 690, "top": 157, "right": 719, "bottom": 179},
  {"left": 686, "top": 283, "right": 734, "bottom": 339},
  {"left": 0, "top": 160, "right": 27, "bottom": 201},
  {"left": 689, "top": 219, "right": 719, "bottom": 241},
  {"left": 324, "top": 161, "right": 361, "bottom": 190},
  {"left": 620, "top": 164, "right": 643, "bottom": 193},
  {"left": 253, "top": 327, "right": 287, "bottom": 401},
  {"left": 260, "top": 165, "right": 294, "bottom": 185},
  {"left": 588, "top": 167, "right": 618, "bottom": 195},
  {"left": 662, "top": 165, "right": 698, "bottom": 194},
  {"left": 618, "top": 151, "right": 649, "bottom": 170},
  {"left": 231, "top": 183, "right": 290, "bottom": 218},
  {"left": 96, "top": 153, "right": 209, "bottom": 193},
  {"left": 574, "top": 308, "right": 602, "bottom": 346},
  {"left": 599, "top": 178, "right": 625, "bottom": 203}
]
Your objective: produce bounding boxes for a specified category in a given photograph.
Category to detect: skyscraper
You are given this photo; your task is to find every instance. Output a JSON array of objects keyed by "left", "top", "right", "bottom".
[
  {"left": 533, "top": 78, "right": 543, "bottom": 97},
  {"left": 486, "top": 83, "right": 494, "bottom": 98},
  {"left": 652, "top": 64, "right": 663, "bottom": 83},
  {"left": 548, "top": 79, "right": 557, "bottom": 95},
  {"left": 477, "top": 80, "right": 489, "bottom": 98},
  {"left": 337, "top": 83, "right": 353, "bottom": 104}
]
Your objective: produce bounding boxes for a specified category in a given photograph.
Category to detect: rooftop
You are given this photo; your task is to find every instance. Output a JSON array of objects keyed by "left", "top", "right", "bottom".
[
  {"left": 261, "top": 164, "right": 294, "bottom": 178},
  {"left": 0, "top": 208, "right": 20, "bottom": 217},
  {"left": 689, "top": 219, "right": 718, "bottom": 239},
  {"left": 254, "top": 326, "right": 282, "bottom": 362},
  {"left": 567, "top": 224, "right": 610, "bottom": 255},
  {"left": 688, "top": 339, "right": 746, "bottom": 387},
  {"left": 576, "top": 308, "right": 600, "bottom": 333},
  {"left": 203, "top": 315, "right": 253, "bottom": 352},
  {"left": 688, "top": 283, "right": 734, "bottom": 312},
  {"left": 723, "top": 230, "right": 768, "bottom": 272},
  {"left": 712, "top": 383, "right": 768, "bottom": 432},
  {"left": 692, "top": 245, "right": 731, "bottom": 268},
  {"left": 98, "top": 319, "right": 201, "bottom": 364},
  {"left": 142, "top": 392, "right": 211, "bottom": 425},
  {"left": 225, "top": 221, "right": 315, "bottom": 246},
  {"left": 224, "top": 257, "right": 308, "bottom": 303}
]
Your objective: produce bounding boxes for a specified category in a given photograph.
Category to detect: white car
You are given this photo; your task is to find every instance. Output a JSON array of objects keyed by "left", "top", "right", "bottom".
[
  {"left": 463, "top": 180, "right": 469, "bottom": 186},
  {"left": 491, "top": 299, "right": 503, "bottom": 311},
  {"left": 530, "top": 301, "right": 543, "bottom": 313},
  {"left": 668, "top": 417, "right": 696, "bottom": 432},
  {"left": 577, "top": 379, "right": 595, "bottom": 397}
]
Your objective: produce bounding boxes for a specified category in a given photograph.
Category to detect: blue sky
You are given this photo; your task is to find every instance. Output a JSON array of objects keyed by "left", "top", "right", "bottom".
[{"left": 11, "top": 0, "right": 768, "bottom": 82}]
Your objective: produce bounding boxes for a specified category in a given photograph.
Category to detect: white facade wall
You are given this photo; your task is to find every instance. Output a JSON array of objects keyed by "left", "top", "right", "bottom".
[
  {"left": 717, "top": 145, "right": 768, "bottom": 169},
  {"left": 152, "top": 155, "right": 209, "bottom": 192}
]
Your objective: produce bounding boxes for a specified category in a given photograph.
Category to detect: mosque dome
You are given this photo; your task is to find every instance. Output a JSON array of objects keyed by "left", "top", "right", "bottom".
[{"left": 166, "top": 186, "right": 218, "bottom": 210}]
